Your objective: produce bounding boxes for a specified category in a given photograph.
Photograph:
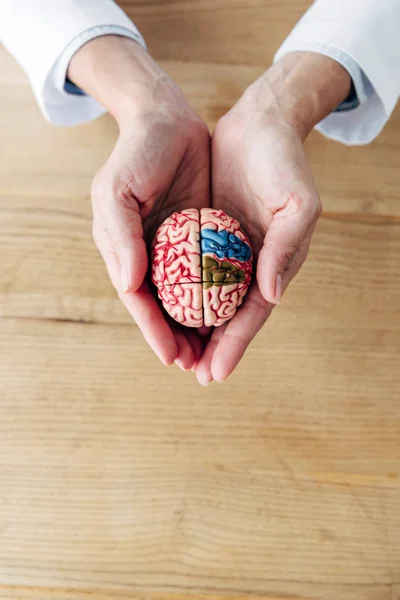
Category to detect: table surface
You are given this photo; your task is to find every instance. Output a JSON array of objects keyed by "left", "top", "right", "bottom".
[{"left": 1, "top": 2, "right": 400, "bottom": 599}]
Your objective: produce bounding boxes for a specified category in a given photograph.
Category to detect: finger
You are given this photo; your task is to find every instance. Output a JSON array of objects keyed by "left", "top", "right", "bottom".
[
  {"left": 195, "top": 324, "right": 227, "bottom": 387},
  {"left": 186, "top": 330, "right": 205, "bottom": 369},
  {"left": 164, "top": 312, "right": 207, "bottom": 371},
  {"left": 92, "top": 178, "right": 148, "bottom": 294},
  {"left": 94, "top": 223, "right": 176, "bottom": 365},
  {"left": 281, "top": 235, "right": 312, "bottom": 289},
  {"left": 257, "top": 192, "right": 321, "bottom": 304},
  {"left": 197, "top": 325, "right": 212, "bottom": 338},
  {"left": 211, "top": 285, "right": 274, "bottom": 383},
  {"left": 92, "top": 222, "right": 121, "bottom": 290},
  {"left": 122, "top": 281, "right": 177, "bottom": 366},
  {"left": 174, "top": 331, "right": 195, "bottom": 371}
]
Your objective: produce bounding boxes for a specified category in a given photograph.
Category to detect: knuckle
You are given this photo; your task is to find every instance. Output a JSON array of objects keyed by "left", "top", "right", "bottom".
[
  {"left": 91, "top": 170, "right": 129, "bottom": 208},
  {"left": 284, "top": 191, "right": 321, "bottom": 220},
  {"left": 284, "top": 192, "right": 307, "bottom": 215},
  {"left": 281, "top": 243, "right": 301, "bottom": 262},
  {"left": 284, "top": 244, "right": 301, "bottom": 261}
]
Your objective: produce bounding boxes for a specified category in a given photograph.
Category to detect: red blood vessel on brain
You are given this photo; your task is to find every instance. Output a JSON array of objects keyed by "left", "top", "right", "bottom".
[{"left": 151, "top": 209, "right": 253, "bottom": 327}]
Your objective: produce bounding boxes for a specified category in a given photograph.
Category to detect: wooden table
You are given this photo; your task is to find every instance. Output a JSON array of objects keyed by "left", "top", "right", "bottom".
[{"left": 1, "top": 2, "right": 400, "bottom": 599}]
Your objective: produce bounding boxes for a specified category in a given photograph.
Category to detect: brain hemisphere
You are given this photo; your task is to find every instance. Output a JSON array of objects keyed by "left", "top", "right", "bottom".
[
  {"left": 151, "top": 209, "right": 201, "bottom": 286},
  {"left": 200, "top": 209, "right": 252, "bottom": 327},
  {"left": 156, "top": 282, "right": 203, "bottom": 329},
  {"left": 151, "top": 208, "right": 252, "bottom": 328}
]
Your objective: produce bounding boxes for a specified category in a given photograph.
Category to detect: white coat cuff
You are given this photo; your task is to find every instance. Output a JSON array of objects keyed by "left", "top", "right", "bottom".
[
  {"left": 48, "top": 25, "right": 146, "bottom": 126},
  {"left": 0, "top": 0, "right": 146, "bottom": 127},
  {"left": 274, "top": 35, "right": 397, "bottom": 145}
]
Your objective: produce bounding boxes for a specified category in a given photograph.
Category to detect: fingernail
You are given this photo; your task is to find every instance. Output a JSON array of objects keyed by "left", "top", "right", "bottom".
[
  {"left": 121, "top": 264, "right": 129, "bottom": 293},
  {"left": 160, "top": 357, "right": 172, "bottom": 366},
  {"left": 198, "top": 378, "right": 212, "bottom": 387},
  {"left": 275, "top": 273, "right": 282, "bottom": 304},
  {"left": 176, "top": 359, "right": 189, "bottom": 371}
]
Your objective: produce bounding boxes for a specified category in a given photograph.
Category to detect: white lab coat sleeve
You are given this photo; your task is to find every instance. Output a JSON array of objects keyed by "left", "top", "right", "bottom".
[
  {"left": 0, "top": 1, "right": 146, "bottom": 126},
  {"left": 274, "top": 0, "right": 400, "bottom": 145}
]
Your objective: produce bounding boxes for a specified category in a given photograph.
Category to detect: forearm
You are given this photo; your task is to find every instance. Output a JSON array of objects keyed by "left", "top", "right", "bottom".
[
  {"left": 68, "top": 35, "right": 171, "bottom": 126},
  {"left": 242, "top": 52, "right": 351, "bottom": 141}
]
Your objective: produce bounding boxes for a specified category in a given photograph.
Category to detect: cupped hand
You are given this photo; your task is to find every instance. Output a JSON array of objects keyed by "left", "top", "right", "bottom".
[
  {"left": 69, "top": 38, "right": 211, "bottom": 369},
  {"left": 195, "top": 77, "right": 322, "bottom": 385},
  {"left": 93, "top": 82, "right": 211, "bottom": 369}
]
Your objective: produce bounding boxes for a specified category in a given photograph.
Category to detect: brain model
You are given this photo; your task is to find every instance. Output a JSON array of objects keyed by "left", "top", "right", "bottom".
[{"left": 151, "top": 208, "right": 253, "bottom": 327}]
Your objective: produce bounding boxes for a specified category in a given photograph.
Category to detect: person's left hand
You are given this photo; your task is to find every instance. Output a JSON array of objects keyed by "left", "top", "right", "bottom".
[{"left": 195, "top": 73, "right": 323, "bottom": 385}]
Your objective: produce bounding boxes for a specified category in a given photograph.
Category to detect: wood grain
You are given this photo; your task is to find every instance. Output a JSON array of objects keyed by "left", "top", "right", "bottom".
[
  {"left": 1, "top": 315, "right": 400, "bottom": 597},
  {"left": 1, "top": 1, "right": 400, "bottom": 599},
  {"left": 2, "top": 191, "right": 400, "bottom": 329},
  {"left": 2, "top": 48, "right": 400, "bottom": 218},
  {"left": 121, "top": 0, "right": 307, "bottom": 66},
  {"left": 0, "top": 590, "right": 395, "bottom": 600}
]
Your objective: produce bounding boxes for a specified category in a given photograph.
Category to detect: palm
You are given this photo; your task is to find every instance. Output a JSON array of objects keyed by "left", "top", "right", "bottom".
[
  {"left": 138, "top": 115, "right": 212, "bottom": 367},
  {"left": 195, "top": 108, "right": 321, "bottom": 385},
  {"left": 92, "top": 107, "right": 211, "bottom": 370},
  {"left": 139, "top": 119, "right": 210, "bottom": 244}
]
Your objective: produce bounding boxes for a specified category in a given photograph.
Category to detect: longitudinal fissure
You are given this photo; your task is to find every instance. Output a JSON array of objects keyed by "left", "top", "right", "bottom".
[{"left": 151, "top": 208, "right": 253, "bottom": 327}]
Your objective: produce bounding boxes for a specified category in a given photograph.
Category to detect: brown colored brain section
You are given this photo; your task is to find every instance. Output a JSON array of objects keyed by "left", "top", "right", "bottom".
[{"left": 151, "top": 208, "right": 252, "bottom": 328}]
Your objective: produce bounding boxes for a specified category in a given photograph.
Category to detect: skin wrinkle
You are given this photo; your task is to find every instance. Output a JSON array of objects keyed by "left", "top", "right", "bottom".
[
  {"left": 68, "top": 35, "right": 352, "bottom": 381},
  {"left": 199, "top": 55, "right": 343, "bottom": 380},
  {"left": 69, "top": 37, "right": 211, "bottom": 366}
]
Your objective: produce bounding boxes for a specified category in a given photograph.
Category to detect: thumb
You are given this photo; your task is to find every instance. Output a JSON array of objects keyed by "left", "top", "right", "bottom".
[
  {"left": 92, "top": 178, "right": 148, "bottom": 294},
  {"left": 109, "top": 198, "right": 148, "bottom": 294},
  {"left": 110, "top": 209, "right": 148, "bottom": 294},
  {"left": 257, "top": 192, "right": 321, "bottom": 304}
]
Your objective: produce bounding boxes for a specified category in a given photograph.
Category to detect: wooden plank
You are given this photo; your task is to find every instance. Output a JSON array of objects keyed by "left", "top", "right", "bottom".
[
  {"left": 0, "top": 587, "right": 392, "bottom": 600},
  {"left": 119, "top": 0, "right": 309, "bottom": 65},
  {"left": 0, "top": 191, "right": 128, "bottom": 324},
  {"left": 1, "top": 1, "right": 400, "bottom": 598},
  {"left": 2, "top": 46, "right": 400, "bottom": 218},
  {"left": 1, "top": 187, "right": 400, "bottom": 329},
  {"left": 306, "top": 108, "right": 400, "bottom": 223},
  {"left": 1, "top": 311, "right": 400, "bottom": 594}
]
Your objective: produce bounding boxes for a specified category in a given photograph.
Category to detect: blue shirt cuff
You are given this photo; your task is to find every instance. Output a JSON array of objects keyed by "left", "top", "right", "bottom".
[
  {"left": 335, "top": 79, "right": 360, "bottom": 112},
  {"left": 64, "top": 79, "right": 85, "bottom": 96}
]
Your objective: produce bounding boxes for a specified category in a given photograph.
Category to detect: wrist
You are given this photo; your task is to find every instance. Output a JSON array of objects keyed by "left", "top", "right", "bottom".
[
  {"left": 242, "top": 52, "right": 351, "bottom": 141},
  {"left": 67, "top": 35, "right": 179, "bottom": 127}
]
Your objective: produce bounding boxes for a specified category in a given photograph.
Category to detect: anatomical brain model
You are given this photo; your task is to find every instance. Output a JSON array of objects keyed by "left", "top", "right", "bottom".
[{"left": 151, "top": 208, "right": 253, "bottom": 327}]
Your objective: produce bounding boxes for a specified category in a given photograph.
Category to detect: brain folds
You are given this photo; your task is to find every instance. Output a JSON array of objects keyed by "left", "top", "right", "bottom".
[{"left": 151, "top": 208, "right": 252, "bottom": 327}]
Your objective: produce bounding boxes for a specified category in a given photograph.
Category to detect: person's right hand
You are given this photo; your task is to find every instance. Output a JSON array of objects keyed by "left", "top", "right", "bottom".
[{"left": 69, "top": 36, "right": 211, "bottom": 370}]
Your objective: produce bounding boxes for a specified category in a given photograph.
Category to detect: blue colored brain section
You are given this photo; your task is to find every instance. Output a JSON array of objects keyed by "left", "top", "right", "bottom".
[{"left": 201, "top": 229, "right": 252, "bottom": 262}]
